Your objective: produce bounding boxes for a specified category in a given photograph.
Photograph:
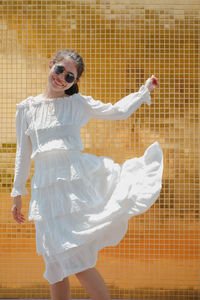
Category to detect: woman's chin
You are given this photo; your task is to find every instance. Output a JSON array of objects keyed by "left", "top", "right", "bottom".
[
  {"left": 48, "top": 78, "right": 71, "bottom": 94},
  {"left": 51, "top": 80, "right": 65, "bottom": 91}
]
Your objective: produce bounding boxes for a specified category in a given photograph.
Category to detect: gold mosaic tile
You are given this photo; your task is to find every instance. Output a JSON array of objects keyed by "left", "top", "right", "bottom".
[{"left": 0, "top": 1, "right": 199, "bottom": 299}]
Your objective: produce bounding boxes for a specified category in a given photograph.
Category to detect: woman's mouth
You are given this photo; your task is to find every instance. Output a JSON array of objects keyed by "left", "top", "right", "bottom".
[{"left": 53, "top": 77, "right": 65, "bottom": 87}]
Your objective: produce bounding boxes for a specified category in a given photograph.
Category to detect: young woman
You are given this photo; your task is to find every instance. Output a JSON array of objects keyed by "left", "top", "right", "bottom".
[{"left": 11, "top": 49, "right": 163, "bottom": 300}]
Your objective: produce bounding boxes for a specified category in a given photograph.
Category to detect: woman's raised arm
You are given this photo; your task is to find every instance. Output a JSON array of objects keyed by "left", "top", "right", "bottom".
[
  {"left": 82, "top": 84, "right": 151, "bottom": 120},
  {"left": 82, "top": 75, "right": 158, "bottom": 121}
]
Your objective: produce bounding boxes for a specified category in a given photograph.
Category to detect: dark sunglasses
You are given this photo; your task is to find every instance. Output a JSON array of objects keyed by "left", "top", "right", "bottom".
[{"left": 54, "top": 65, "right": 75, "bottom": 83}]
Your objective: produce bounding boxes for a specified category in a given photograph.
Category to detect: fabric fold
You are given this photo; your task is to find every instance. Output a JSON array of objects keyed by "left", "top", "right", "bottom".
[
  {"left": 31, "top": 149, "right": 103, "bottom": 189},
  {"left": 11, "top": 186, "right": 29, "bottom": 197},
  {"left": 31, "top": 142, "right": 163, "bottom": 259}
]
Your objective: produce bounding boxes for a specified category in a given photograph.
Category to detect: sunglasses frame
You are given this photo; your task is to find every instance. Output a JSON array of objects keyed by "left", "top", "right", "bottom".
[{"left": 54, "top": 65, "right": 76, "bottom": 84}]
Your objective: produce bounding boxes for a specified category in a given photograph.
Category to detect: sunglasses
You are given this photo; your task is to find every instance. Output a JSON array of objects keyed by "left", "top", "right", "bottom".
[{"left": 54, "top": 65, "right": 75, "bottom": 83}]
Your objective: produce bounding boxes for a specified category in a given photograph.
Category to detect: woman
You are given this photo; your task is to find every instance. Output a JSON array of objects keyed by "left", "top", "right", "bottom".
[{"left": 11, "top": 49, "right": 163, "bottom": 300}]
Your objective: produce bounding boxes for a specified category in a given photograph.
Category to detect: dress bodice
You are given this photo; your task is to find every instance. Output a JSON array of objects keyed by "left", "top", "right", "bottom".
[{"left": 23, "top": 94, "right": 88, "bottom": 159}]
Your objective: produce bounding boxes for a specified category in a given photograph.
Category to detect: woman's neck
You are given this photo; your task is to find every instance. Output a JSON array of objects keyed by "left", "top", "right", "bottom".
[{"left": 42, "top": 86, "right": 68, "bottom": 99}]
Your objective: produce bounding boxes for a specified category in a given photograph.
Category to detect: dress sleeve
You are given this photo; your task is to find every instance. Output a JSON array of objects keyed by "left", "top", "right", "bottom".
[
  {"left": 10, "top": 104, "right": 32, "bottom": 197},
  {"left": 82, "top": 85, "right": 151, "bottom": 120}
]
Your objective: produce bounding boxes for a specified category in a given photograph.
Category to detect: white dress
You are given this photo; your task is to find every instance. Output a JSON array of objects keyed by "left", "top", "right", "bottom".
[{"left": 11, "top": 85, "right": 163, "bottom": 284}]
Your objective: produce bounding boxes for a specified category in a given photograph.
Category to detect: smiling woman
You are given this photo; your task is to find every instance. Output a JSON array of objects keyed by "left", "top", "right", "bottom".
[
  {"left": 10, "top": 48, "right": 162, "bottom": 300},
  {"left": 47, "top": 60, "right": 77, "bottom": 93},
  {"left": 49, "top": 59, "right": 77, "bottom": 90},
  {"left": 44, "top": 49, "right": 84, "bottom": 98}
]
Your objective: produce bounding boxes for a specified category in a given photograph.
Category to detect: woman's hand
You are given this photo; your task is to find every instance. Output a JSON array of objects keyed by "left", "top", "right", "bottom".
[
  {"left": 11, "top": 195, "right": 26, "bottom": 224},
  {"left": 145, "top": 75, "right": 159, "bottom": 92}
]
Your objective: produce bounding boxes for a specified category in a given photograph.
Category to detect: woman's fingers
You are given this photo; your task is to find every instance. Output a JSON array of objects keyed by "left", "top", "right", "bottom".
[
  {"left": 151, "top": 75, "right": 159, "bottom": 87},
  {"left": 12, "top": 208, "right": 20, "bottom": 223},
  {"left": 11, "top": 206, "right": 26, "bottom": 223},
  {"left": 145, "top": 75, "right": 159, "bottom": 91},
  {"left": 11, "top": 195, "right": 25, "bottom": 224}
]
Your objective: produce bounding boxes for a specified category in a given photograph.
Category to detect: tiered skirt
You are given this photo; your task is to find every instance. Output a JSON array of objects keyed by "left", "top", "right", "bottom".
[{"left": 28, "top": 141, "right": 163, "bottom": 284}]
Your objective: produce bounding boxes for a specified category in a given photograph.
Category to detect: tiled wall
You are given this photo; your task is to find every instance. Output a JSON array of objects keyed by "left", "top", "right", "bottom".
[{"left": 0, "top": 0, "right": 199, "bottom": 299}]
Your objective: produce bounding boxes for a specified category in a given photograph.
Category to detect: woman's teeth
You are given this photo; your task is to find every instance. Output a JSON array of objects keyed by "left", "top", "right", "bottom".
[{"left": 53, "top": 78, "right": 65, "bottom": 87}]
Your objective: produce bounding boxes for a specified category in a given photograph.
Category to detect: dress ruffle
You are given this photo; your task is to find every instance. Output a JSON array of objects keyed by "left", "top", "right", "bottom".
[
  {"left": 29, "top": 149, "right": 120, "bottom": 219},
  {"left": 32, "top": 149, "right": 105, "bottom": 188},
  {"left": 30, "top": 142, "right": 163, "bottom": 261},
  {"left": 42, "top": 219, "right": 128, "bottom": 284}
]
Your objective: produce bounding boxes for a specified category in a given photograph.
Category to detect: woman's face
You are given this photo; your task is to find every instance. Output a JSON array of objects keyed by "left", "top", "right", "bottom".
[{"left": 48, "top": 57, "right": 78, "bottom": 94}]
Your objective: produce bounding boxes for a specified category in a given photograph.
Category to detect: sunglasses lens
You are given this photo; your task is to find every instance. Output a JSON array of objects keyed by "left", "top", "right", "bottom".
[
  {"left": 65, "top": 73, "right": 75, "bottom": 83},
  {"left": 54, "top": 66, "right": 75, "bottom": 83},
  {"left": 55, "top": 65, "right": 65, "bottom": 74}
]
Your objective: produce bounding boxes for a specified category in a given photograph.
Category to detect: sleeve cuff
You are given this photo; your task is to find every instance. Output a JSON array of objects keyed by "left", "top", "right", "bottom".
[
  {"left": 139, "top": 85, "right": 151, "bottom": 106},
  {"left": 10, "top": 187, "right": 28, "bottom": 197}
]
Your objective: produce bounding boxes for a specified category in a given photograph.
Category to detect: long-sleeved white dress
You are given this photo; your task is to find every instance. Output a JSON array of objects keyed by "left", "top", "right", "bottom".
[{"left": 11, "top": 85, "right": 163, "bottom": 284}]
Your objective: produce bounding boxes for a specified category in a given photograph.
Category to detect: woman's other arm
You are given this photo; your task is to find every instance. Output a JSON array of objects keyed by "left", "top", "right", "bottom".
[{"left": 11, "top": 104, "right": 32, "bottom": 223}]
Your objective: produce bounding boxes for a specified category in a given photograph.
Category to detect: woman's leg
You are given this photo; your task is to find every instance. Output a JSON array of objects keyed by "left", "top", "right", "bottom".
[
  {"left": 49, "top": 276, "right": 70, "bottom": 300},
  {"left": 76, "top": 267, "right": 111, "bottom": 300}
]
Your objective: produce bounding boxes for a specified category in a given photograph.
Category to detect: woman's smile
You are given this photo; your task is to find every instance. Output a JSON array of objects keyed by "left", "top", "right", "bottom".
[{"left": 52, "top": 76, "right": 65, "bottom": 88}]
